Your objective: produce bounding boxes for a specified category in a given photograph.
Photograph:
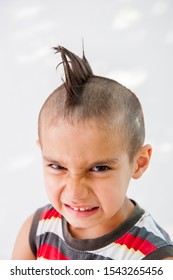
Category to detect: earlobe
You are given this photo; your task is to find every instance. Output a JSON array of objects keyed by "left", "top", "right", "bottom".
[{"left": 132, "top": 144, "right": 152, "bottom": 179}]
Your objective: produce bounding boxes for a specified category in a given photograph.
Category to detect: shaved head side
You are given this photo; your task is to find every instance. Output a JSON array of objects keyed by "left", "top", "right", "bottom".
[{"left": 38, "top": 46, "right": 145, "bottom": 161}]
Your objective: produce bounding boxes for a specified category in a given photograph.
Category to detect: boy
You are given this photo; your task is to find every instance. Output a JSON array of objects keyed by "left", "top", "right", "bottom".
[{"left": 12, "top": 46, "right": 173, "bottom": 260}]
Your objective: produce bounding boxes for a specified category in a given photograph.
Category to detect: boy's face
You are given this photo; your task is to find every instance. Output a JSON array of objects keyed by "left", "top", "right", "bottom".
[{"left": 39, "top": 120, "right": 139, "bottom": 239}]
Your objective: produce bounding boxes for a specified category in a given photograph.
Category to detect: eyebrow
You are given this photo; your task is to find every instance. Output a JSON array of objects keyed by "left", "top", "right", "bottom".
[
  {"left": 43, "top": 156, "right": 119, "bottom": 167},
  {"left": 89, "top": 158, "right": 120, "bottom": 166},
  {"left": 43, "top": 156, "right": 61, "bottom": 164}
]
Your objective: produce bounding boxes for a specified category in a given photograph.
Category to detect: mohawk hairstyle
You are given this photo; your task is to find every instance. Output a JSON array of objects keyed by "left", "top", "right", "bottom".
[
  {"left": 53, "top": 46, "right": 93, "bottom": 106},
  {"left": 39, "top": 45, "right": 145, "bottom": 161}
]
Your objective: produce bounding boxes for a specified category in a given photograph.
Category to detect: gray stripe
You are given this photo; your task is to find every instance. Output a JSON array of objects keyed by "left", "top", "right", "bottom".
[
  {"left": 36, "top": 232, "right": 112, "bottom": 260},
  {"left": 143, "top": 246, "right": 173, "bottom": 260},
  {"left": 128, "top": 226, "right": 173, "bottom": 247}
]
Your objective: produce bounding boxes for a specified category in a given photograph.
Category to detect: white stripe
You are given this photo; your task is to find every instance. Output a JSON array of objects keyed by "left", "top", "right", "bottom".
[
  {"left": 37, "top": 217, "right": 64, "bottom": 241},
  {"left": 135, "top": 211, "right": 167, "bottom": 241},
  {"left": 89, "top": 243, "right": 145, "bottom": 260}
]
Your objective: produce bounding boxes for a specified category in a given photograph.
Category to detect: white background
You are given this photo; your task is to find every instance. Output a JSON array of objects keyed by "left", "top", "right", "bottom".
[{"left": 0, "top": 0, "right": 173, "bottom": 259}]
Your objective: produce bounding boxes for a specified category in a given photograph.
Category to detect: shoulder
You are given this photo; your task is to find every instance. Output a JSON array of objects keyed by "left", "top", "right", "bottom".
[
  {"left": 162, "top": 257, "right": 173, "bottom": 260},
  {"left": 137, "top": 209, "right": 172, "bottom": 244},
  {"left": 132, "top": 205, "right": 173, "bottom": 260},
  {"left": 12, "top": 213, "right": 36, "bottom": 260},
  {"left": 12, "top": 204, "right": 57, "bottom": 260}
]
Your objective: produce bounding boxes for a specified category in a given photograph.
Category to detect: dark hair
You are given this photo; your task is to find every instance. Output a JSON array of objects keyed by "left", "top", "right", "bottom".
[
  {"left": 54, "top": 46, "right": 93, "bottom": 106},
  {"left": 38, "top": 45, "right": 145, "bottom": 161}
]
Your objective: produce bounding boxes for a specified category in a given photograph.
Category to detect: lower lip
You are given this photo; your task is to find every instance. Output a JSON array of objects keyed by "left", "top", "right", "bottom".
[{"left": 64, "top": 205, "right": 99, "bottom": 217}]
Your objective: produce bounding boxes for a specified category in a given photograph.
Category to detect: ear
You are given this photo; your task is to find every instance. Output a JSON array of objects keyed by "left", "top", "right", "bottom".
[
  {"left": 36, "top": 139, "right": 41, "bottom": 148},
  {"left": 132, "top": 144, "right": 152, "bottom": 179}
]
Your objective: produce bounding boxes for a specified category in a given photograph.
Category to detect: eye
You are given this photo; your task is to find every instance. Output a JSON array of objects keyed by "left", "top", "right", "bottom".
[
  {"left": 91, "top": 166, "right": 110, "bottom": 172},
  {"left": 49, "top": 164, "right": 66, "bottom": 170}
]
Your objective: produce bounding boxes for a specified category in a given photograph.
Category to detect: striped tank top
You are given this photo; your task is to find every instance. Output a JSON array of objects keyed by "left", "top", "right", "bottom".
[{"left": 29, "top": 201, "right": 173, "bottom": 260}]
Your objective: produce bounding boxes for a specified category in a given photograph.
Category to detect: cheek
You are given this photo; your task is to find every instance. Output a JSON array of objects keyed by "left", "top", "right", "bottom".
[
  {"left": 44, "top": 172, "right": 63, "bottom": 196},
  {"left": 43, "top": 174, "right": 65, "bottom": 213},
  {"left": 95, "top": 176, "right": 129, "bottom": 206},
  {"left": 101, "top": 187, "right": 124, "bottom": 205}
]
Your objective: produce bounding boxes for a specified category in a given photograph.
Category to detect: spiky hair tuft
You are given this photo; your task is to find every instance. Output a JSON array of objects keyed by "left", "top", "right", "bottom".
[{"left": 53, "top": 46, "right": 93, "bottom": 106}]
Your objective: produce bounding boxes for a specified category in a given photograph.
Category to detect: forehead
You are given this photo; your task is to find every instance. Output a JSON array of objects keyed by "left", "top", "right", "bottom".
[
  {"left": 41, "top": 118, "right": 120, "bottom": 143},
  {"left": 40, "top": 119, "right": 125, "bottom": 165}
]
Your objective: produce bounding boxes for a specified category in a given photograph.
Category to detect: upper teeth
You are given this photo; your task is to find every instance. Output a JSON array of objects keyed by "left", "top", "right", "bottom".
[{"left": 73, "top": 207, "right": 91, "bottom": 211}]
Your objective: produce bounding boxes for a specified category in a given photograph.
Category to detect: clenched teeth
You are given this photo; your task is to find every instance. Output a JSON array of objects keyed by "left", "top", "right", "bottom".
[{"left": 72, "top": 207, "right": 92, "bottom": 211}]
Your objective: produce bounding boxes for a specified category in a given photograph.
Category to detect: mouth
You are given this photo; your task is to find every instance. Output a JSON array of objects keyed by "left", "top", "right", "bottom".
[{"left": 64, "top": 204, "right": 99, "bottom": 214}]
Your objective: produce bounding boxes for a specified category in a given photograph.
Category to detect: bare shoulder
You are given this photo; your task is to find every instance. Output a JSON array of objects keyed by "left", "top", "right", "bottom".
[{"left": 12, "top": 213, "right": 36, "bottom": 260}]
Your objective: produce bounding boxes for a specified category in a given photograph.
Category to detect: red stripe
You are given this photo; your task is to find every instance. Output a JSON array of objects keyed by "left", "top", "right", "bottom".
[
  {"left": 40, "top": 208, "right": 62, "bottom": 220},
  {"left": 115, "top": 233, "right": 157, "bottom": 255},
  {"left": 37, "top": 244, "right": 70, "bottom": 260}
]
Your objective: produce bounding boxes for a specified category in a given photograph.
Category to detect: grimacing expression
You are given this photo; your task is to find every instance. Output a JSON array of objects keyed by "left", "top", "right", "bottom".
[{"left": 38, "top": 119, "right": 149, "bottom": 239}]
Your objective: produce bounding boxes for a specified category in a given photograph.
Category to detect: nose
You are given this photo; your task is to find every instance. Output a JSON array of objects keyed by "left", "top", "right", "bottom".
[{"left": 64, "top": 173, "right": 89, "bottom": 201}]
